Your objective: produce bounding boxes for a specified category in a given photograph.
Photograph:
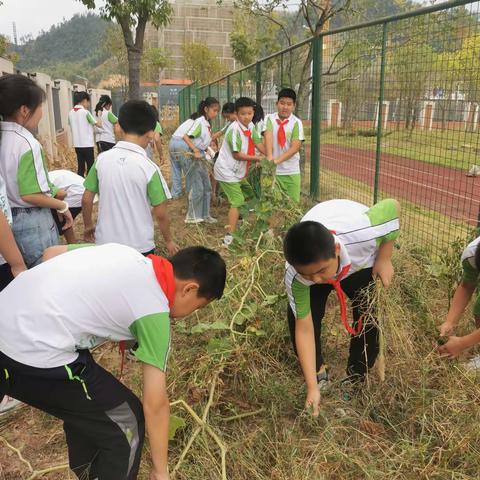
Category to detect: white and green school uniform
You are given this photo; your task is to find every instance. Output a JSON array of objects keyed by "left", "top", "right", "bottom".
[
  {"left": 97, "top": 109, "right": 118, "bottom": 145},
  {"left": 214, "top": 121, "right": 262, "bottom": 208},
  {"left": 0, "top": 174, "right": 12, "bottom": 267},
  {"left": 84, "top": 141, "right": 171, "bottom": 254},
  {"left": 186, "top": 116, "right": 213, "bottom": 151},
  {"left": 264, "top": 112, "right": 305, "bottom": 202},
  {"left": 68, "top": 105, "right": 96, "bottom": 148},
  {"left": 48, "top": 169, "right": 86, "bottom": 209},
  {"left": 285, "top": 199, "right": 400, "bottom": 319},
  {"left": 172, "top": 118, "right": 195, "bottom": 139},
  {"left": 461, "top": 236, "right": 480, "bottom": 316},
  {"left": 146, "top": 121, "right": 163, "bottom": 160}
]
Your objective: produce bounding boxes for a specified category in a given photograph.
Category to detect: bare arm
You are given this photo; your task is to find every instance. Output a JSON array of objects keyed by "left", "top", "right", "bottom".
[
  {"left": 21, "top": 193, "right": 73, "bottom": 230},
  {"left": 0, "top": 211, "right": 26, "bottom": 277},
  {"left": 182, "top": 135, "right": 201, "bottom": 159},
  {"left": 42, "top": 245, "right": 69, "bottom": 262},
  {"left": 372, "top": 239, "right": 395, "bottom": 288},
  {"left": 264, "top": 130, "right": 273, "bottom": 161},
  {"left": 232, "top": 151, "right": 263, "bottom": 163},
  {"left": 153, "top": 203, "right": 179, "bottom": 256},
  {"left": 82, "top": 190, "right": 96, "bottom": 242},
  {"left": 439, "top": 281, "right": 477, "bottom": 336},
  {"left": 143, "top": 363, "right": 170, "bottom": 480},
  {"left": 273, "top": 139, "right": 302, "bottom": 165}
]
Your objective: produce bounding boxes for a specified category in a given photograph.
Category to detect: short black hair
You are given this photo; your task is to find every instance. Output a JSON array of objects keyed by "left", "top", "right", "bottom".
[
  {"left": 284, "top": 221, "right": 335, "bottom": 266},
  {"left": 234, "top": 96, "right": 256, "bottom": 112},
  {"left": 170, "top": 247, "right": 226, "bottom": 300},
  {"left": 0, "top": 74, "right": 45, "bottom": 118},
  {"left": 222, "top": 102, "right": 235, "bottom": 114},
  {"left": 475, "top": 242, "right": 480, "bottom": 271},
  {"left": 278, "top": 88, "right": 297, "bottom": 103},
  {"left": 73, "top": 91, "right": 90, "bottom": 105},
  {"left": 118, "top": 100, "right": 156, "bottom": 135},
  {"left": 253, "top": 103, "right": 264, "bottom": 124}
]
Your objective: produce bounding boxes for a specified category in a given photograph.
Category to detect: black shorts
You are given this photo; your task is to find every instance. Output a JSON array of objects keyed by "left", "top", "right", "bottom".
[
  {"left": 97, "top": 141, "right": 115, "bottom": 153},
  {"left": 52, "top": 206, "right": 82, "bottom": 235}
]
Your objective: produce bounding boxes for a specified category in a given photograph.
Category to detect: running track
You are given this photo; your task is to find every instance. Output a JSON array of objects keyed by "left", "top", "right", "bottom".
[{"left": 308, "top": 144, "right": 480, "bottom": 225}]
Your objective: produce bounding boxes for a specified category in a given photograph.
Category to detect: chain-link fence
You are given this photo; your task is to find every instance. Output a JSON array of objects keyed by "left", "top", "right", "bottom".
[{"left": 179, "top": 0, "right": 480, "bottom": 255}]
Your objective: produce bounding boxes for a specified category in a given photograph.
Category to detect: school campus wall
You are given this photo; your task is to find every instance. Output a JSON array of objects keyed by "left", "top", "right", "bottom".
[{"left": 0, "top": 57, "right": 14, "bottom": 75}]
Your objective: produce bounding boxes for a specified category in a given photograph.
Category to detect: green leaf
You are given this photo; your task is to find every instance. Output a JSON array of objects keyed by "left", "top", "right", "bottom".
[
  {"left": 191, "top": 321, "right": 229, "bottom": 334},
  {"left": 168, "top": 414, "right": 186, "bottom": 440},
  {"left": 207, "top": 337, "right": 233, "bottom": 355}
]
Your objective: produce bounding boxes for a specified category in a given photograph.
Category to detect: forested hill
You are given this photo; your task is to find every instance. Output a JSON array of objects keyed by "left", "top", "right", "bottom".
[{"left": 15, "top": 13, "right": 109, "bottom": 73}]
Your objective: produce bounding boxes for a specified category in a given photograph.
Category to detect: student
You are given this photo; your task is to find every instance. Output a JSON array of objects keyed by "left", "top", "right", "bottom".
[
  {"left": 264, "top": 88, "right": 305, "bottom": 203},
  {"left": 82, "top": 100, "right": 178, "bottom": 256},
  {"left": 0, "top": 74, "right": 73, "bottom": 268},
  {"left": 253, "top": 103, "right": 265, "bottom": 139},
  {"left": 214, "top": 97, "right": 265, "bottom": 247},
  {"left": 69, "top": 91, "right": 101, "bottom": 177},
  {"left": 146, "top": 105, "right": 164, "bottom": 163},
  {"left": 182, "top": 97, "right": 220, "bottom": 224},
  {"left": 220, "top": 102, "right": 236, "bottom": 134},
  {"left": 438, "top": 237, "right": 480, "bottom": 365},
  {"left": 168, "top": 113, "right": 198, "bottom": 199},
  {"left": 0, "top": 242, "right": 227, "bottom": 479},
  {"left": 49, "top": 169, "right": 91, "bottom": 244},
  {"left": 95, "top": 94, "right": 117, "bottom": 152},
  {"left": 283, "top": 198, "right": 400, "bottom": 415}
]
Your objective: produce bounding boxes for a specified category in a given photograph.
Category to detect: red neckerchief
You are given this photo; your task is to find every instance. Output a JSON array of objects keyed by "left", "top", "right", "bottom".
[
  {"left": 241, "top": 126, "right": 256, "bottom": 175},
  {"left": 73, "top": 106, "right": 82, "bottom": 112},
  {"left": 118, "top": 255, "right": 176, "bottom": 377},
  {"left": 276, "top": 118, "right": 289, "bottom": 148},
  {"left": 327, "top": 263, "right": 363, "bottom": 336}
]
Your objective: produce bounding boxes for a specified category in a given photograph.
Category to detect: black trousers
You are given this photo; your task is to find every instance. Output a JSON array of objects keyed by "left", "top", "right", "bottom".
[
  {"left": 97, "top": 141, "right": 115, "bottom": 153},
  {"left": 287, "top": 268, "right": 379, "bottom": 377},
  {"left": 75, "top": 147, "right": 95, "bottom": 177},
  {"left": 0, "top": 262, "right": 14, "bottom": 292},
  {"left": 0, "top": 349, "right": 145, "bottom": 480}
]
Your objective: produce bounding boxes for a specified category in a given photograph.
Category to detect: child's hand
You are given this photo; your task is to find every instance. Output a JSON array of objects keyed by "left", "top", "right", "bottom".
[
  {"left": 84, "top": 226, "right": 95, "bottom": 243},
  {"left": 55, "top": 189, "right": 67, "bottom": 201},
  {"left": 60, "top": 209, "right": 74, "bottom": 230},
  {"left": 10, "top": 262, "right": 26, "bottom": 278},
  {"left": 373, "top": 259, "right": 394, "bottom": 288},
  {"left": 439, "top": 320, "right": 455, "bottom": 337},
  {"left": 273, "top": 157, "right": 282, "bottom": 165},
  {"left": 193, "top": 149, "right": 202, "bottom": 159},
  {"left": 305, "top": 387, "right": 321, "bottom": 417},
  {"left": 437, "top": 336, "right": 467, "bottom": 358}
]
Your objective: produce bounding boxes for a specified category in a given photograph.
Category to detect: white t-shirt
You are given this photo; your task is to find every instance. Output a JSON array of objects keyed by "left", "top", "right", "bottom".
[
  {"left": 84, "top": 141, "right": 171, "bottom": 253},
  {"left": 0, "top": 175, "right": 12, "bottom": 266},
  {"left": 0, "top": 243, "right": 172, "bottom": 369},
  {"left": 97, "top": 109, "right": 118, "bottom": 144},
  {"left": 172, "top": 118, "right": 195, "bottom": 139},
  {"left": 68, "top": 105, "right": 96, "bottom": 148},
  {"left": 0, "top": 121, "right": 54, "bottom": 208},
  {"left": 48, "top": 169, "right": 86, "bottom": 208},
  {"left": 263, "top": 113, "right": 305, "bottom": 175},
  {"left": 186, "top": 116, "right": 212, "bottom": 150},
  {"left": 214, "top": 121, "right": 262, "bottom": 183}
]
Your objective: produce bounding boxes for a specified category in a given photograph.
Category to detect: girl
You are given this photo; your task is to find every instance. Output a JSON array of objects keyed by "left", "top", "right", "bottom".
[
  {"left": 0, "top": 74, "right": 73, "bottom": 268},
  {"left": 182, "top": 97, "right": 220, "bottom": 224},
  {"left": 95, "top": 94, "right": 117, "bottom": 152}
]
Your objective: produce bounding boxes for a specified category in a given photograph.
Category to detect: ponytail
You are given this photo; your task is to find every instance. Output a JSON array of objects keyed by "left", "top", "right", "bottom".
[
  {"left": 197, "top": 97, "right": 219, "bottom": 120},
  {"left": 95, "top": 94, "right": 113, "bottom": 116}
]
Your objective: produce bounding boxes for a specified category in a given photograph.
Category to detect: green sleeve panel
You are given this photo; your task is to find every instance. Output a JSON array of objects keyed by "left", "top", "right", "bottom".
[
  {"left": 129, "top": 312, "right": 171, "bottom": 371},
  {"left": 292, "top": 278, "right": 311, "bottom": 319},
  {"left": 154, "top": 121, "right": 163, "bottom": 135},
  {"left": 67, "top": 243, "right": 95, "bottom": 251},
  {"left": 265, "top": 116, "right": 274, "bottom": 133},
  {"left": 291, "top": 120, "right": 305, "bottom": 141},
  {"left": 226, "top": 128, "right": 241, "bottom": 152},
  {"left": 83, "top": 161, "right": 99, "bottom": 193},
  {"left": 252, "top": 127, "right": 262, "bottom": 145},
  {"left": 462, "top": 259, "right": 479, "bottom": 285},
  {"left": 17, "top": 149, "right": 44, "bottom": 196},
  {"left": 147, "top": 170, "right": 168, "bottom": 206},
  {"left": 187, "top": 122, "right": 202, "bottom": 139},
  {"left": 366, "top": 198, "right": 400, "bottom": 246},
  {"left": 86, "top": 111, "right": 96, "bottom": 125},
  {"left": 473, "top": 291, "right": 480, "bottom": 317},
  {"left": 107, "top": 111, "right": 118, "bottom": 124}
]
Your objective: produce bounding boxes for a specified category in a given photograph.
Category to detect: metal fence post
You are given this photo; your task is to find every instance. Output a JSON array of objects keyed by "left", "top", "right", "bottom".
[
  {"left": 256, "top": 62, "right": 262, "bottom": 105},
  {"left": 374, "top": 22, "right": 388, "bottom": 204},
  {"left": 280, "top": 54, "right": 284, "bottom": 89},
  {"left": 310, "top": 36, "right": 322, "bottom": 199},
  {"left": 227, "top": 76, "right": 231, "bottom": 101}
]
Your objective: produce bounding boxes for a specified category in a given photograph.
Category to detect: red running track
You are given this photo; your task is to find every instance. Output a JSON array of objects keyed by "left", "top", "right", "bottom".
[{"left": 311, "top": 144, "right": 480, "bottom": 225}]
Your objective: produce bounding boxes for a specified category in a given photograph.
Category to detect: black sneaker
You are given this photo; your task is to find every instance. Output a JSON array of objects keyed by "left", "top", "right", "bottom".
[
  {"left": 316, "top": 364, "right": 330, "bottom": 391},
  {"left": 340, "top": 374, "right": 364, "bottom": 401}
]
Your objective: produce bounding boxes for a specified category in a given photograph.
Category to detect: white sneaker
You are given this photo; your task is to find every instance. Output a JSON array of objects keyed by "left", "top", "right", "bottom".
[
  {"left": 185, "top": 217, "right": 204, "bottom": 224},
  {"left": 464, "top": 354, "right": 480, "bottom": 370},
  {"left": 467, "top": 165, "right": 480, "bottom": 177},
  {"left": 205, "top": 216, "right": 218, "bottom": 224},
  {"left": 222, "top": 234, "right": 233, "bottom": 247},
  {"left": 0, "top": 396, "right": 22, "bottom": 415}
]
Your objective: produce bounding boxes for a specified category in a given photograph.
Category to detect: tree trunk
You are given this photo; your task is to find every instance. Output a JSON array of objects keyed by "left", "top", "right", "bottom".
[
  {"left": 128, "top": 47, "right": 143, "bottom": 100},
  {"left": 296, "top": 43, "right": 314, "bottom": 120}
]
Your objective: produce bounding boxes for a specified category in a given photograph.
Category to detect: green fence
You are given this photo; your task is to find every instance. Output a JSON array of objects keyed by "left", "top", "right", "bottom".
[{"left": 179, "top": 0, "right": 480, "bottom": 254}]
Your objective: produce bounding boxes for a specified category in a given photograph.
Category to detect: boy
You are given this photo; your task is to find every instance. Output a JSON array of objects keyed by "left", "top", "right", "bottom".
[
  {"left": 264, "top": 88, "right": 305, "bottom": 203},
  {"left": 213, "top": 97, "right": 265, "bottom": 247},
  {"left": 82, "top": 100, "right": 178, "bottom": 256},
  {"left": 438, "top": 236, "right": 480, "bottom": 364},
  {"left": 220, "top": 102, "right": 237, "bottom": 134},
  {"left": 283, "top": 198, "right": 400, "bottom": 415},
  {"left": 69, "top": 91, "right": 101, "bottom": 177},
  {"left": 0, "top": 242, "right": 226, "bottom": 479}
]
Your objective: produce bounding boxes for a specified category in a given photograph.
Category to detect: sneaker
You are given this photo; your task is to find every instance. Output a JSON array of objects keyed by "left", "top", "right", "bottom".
[
  {"left": 340, "top": 374, "right": 364, "bottom": 401},
  {"left": 464, "top": 354, "right": 480, "bottom": 371},
  {"left": 126, "top": 348, "right": 138, "bottom": 362},
  {"left": 0, "top": 396, "right": 22, "bottom": 415},
  {"left": 222, "top": 234, "right": 233, "bottom": 248},
  {"left": 204, "top": 216, "right": 218, "bottom": 224},
  {"left": 467, "top": 165, "right": 480, "bottom": 177},
  {"left": 185, "top": 217, "right": 204, "bottom": 224},
  {"left": 317, "top": 364, "right": 331, "bottom": 391}
]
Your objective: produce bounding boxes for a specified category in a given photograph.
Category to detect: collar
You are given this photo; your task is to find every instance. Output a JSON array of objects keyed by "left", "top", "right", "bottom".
[
  {"left": 114, "top": 141, "right": 149, "bottom": 158},
  {"left": 332, "top": 236, "right": 351, "bottom": 280},
  {"left": 274, "top": 112, "right": 293, "bottom": 123},
  {"left": 147, "top": 255, "right": 176, "bottom": 308},
  {"left": 0, "top": 121, "right": 36, "bottom": 140},
  {"left": 237, "top": 120, "right": 253, "bottom": 133},
  {"left": 73, "top": 105, "right": 85, "bottom": 112}
]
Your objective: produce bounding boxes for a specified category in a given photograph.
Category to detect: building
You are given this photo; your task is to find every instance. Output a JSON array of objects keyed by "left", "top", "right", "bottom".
[{"left": 145, "top": 0, "right": 235, "bottom": 81}]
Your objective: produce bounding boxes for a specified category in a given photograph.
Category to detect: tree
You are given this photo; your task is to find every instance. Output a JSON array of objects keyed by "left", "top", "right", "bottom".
[
  {"left": 182, "top": 42, "right": 228, "bottom": 85},
  {"left": 141, "top": 44, "right": 172, "bottom": 83},
  {"left": 79, "top": 0, "right": 173, "bottom": 100},
  {"left": 0, "top": 34, "right": 19, "bottom": 64}
]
